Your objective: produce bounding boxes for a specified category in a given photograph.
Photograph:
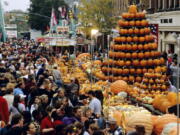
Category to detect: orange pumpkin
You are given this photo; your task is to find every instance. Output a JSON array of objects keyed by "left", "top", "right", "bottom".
[
  {"left": 132, "top": 52, "right": 138, "bottom": 59},
  {"left": 110, "top": 80, "right": 128, "bottom": 94},
  {"left": 144, "top": 52, "right": 150, "bottom": 58},
  {"left": 121, "top": 37, "right": 126, "bottom": 42},
  {"left": 129, "top": 76, "right": 135, "bottom": 82},
  {"left": 135, "top": 20, "right": 141, "bottom": 26},
  {"left": 121, "top": 44, "right": 126, "bottom": 50},
  {"left": 128, "top": 29, "right": 134, "bottom": 34},
  {"left": 142, "top": 68, "right": 147, "bottom": 73},
  {"left": 150, "top": 51, "right": 155, "bottom": 57},
  {"left": 118, "top": 20, "right": 124, "bottom": 27},
  {"left": 153, "top": 114, "right": 178, "bottom": 135},
  {"left": 94, "top": 60, "right": 102, "bottom": 66},
  {"left": 140, "top": 60, "right": 147, "bottom": 66},
  {"left": 132, "top": 44, "right": 138, "bottom": 50},
  {"left": 124, "top": 21, "right": 129, "bottom": 27},
  {"left": 139, "top": 12, "right": 145, "bottom": 18},
  {"left": 125, "top": 61, "right": 131, "bottom": 66},
  {"left": 139, "top": 37, "right": 145, "bottom": 42},
  {"left": 128, "top": 5, "right": 137, "bottom": 14},
  {"left": 126, "top": 44, "right": 131, "bottom": 50},
  {"left": 133, "top": 36, "right": 139, "bottom": 42},
  {"left": 129, "top": 13, "right": 135, "bottom": 18},
  {"left": 127, "top": 37, "right": 133, "bottom": 42},
  {"left": 123, "top": 68, "right": 129, "bottom": 74},
  {"left": 118, "top": 60, "right": 125, "bottom": 66},
  {"left": 122, "top": 13, "right": 130, "bottom": 19},
  {"left": 154, "top": 59, "right": 161, "bottom": 66},
  {"left": 140, "top": 29, "right": 145, "bottom": 35},
  {"left": 134, "top": 28, "right": 139, "bottom": 34},
  {"left": 152, "top": 43, "right": 158, "bottom": 49},
  {"left": 141, "top": 20, "right": 148, "bottom": 26},
  {"left": 133, "top": 60, "right": 139, "bottom": 66},
  {"left": 129, "top": 21, "right": 135, "bottom": 26},
  {"left": 138, "top": 52, "right": 144, "bottom": 59},
  {"left": 130, "top": 68, "right": 135, "bottom": 74},
  {"left": 126, "top": 53, "right": 131, "bottom": 58},
  {"left": 136, "top": 76, "right": 142, "bottom": 82},
  {"left": 123, "top": 76, "right": 128, "bottom": 82},
  {"left": 136, "top": 69, "right": 142, "bottom": 74},
  {"left": 117, "top": 69, "right": 123, "bottom": 74},
  {"left": 144, "top": 28, "right": 151, "bottom": 34},
  {"left": 143, "top": 44, "right": 149, "bottom": 50},
  {"left": 135, "top": 13, "right": 141, "bottom": 18},
  {"left": 138, "top": 44, "right": 143, "bottom": 50}
]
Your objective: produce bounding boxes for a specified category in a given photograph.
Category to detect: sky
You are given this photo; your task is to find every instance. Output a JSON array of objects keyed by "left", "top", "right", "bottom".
[{"left": 2, "top": 0, "right": 30, "bottom": 12}]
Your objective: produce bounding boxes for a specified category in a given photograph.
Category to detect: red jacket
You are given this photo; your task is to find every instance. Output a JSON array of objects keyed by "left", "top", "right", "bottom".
[
  {"left": 41, "top": 116, "right": 55, "bottom": 135},
  {"left": 0, "top": 96, "right": 9, "bottom": 124}
]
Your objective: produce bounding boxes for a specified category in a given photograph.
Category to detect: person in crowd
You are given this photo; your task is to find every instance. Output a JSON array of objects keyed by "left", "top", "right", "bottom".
[
  {"left": 166, "top": 81, "right": 178, "bottom": 93},
  {"left": 0, "top": 95, "right": 9, "bottom": 124},
  {"left": 24, "top": 122, "right": 39, "bottom": 135},
  {"left": 6, "top": 114, "right": 24, "bottom": 135},
  {"left": 13, "top": 81, "right": 25, "bottom": 96},
  {"left": 88, "top": 91, "right": 102, "bottom": 117},
  {"left": 65, "top": 125, "right": 77, "bottom": 135},
  {"left": 107, "top": 118, "right": 123, "bottom": 135},
  {"left": 30, "top": 96, "right": 41, "bottom": 114},
  {"left": 170, "top": 61, "right": 180, "bottom": 87},
  {"left": 10, "top": 95, "right": 25, "bottom": 116},
  {"left": 52, "top": 65, "right": 62, "bottom": 88},
  {"left": 36, "top": 64, "right": 46, "bottom": 80},
  {"left": 52, "top": 88, "right": 65, "bottom": 107},
  {"left": 73, "top": 107, "right": 82, "bottom": 122},
  {"left": 3, "top": 83, "right": 15, "bottom": 110},
  {"left": 62, "top": 106, "right": 77, "bottom": 125},
  {"left": 74, "top": 122, "right": 89, "bottom": 135},
  {"left": 41, "top": 106, "right": 55, "bottom": 135},
  {"left": 87, "top": 123, "right": 99, "bottom": 135}
]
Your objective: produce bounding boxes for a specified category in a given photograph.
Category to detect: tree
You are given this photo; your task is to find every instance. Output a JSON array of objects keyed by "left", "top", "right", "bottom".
[
  {"left": 78, "top": 0, "right": 117, "bottom": 37},
  {"left": 28, "top": 0, "right": 67, "bottom": 33}
]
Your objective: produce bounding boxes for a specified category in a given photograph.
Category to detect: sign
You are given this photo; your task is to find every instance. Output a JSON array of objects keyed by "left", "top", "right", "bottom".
[
  {"left": 6, "top": 30, "right": 17, "bottom": 38},
  {"left": 57, "top": 26, "right": 69, "bottom": 33}
]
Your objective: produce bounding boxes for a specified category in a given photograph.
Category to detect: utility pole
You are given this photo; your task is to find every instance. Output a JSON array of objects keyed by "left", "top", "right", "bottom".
[{"left": 0, "top": 0, "right": 6, "bottom": 42}]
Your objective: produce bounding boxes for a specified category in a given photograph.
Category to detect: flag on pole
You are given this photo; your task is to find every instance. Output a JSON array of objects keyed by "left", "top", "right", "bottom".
[{"left": 50, "top": 8, "right": 57, "bottom": 29}]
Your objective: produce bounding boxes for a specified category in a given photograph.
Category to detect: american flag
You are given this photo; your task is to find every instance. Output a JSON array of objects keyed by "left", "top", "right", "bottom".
[{"left": 149, "top": 24, "right": 159, "bottom": 44}]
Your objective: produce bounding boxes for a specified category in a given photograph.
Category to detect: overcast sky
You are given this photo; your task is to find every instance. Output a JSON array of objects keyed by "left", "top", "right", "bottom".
[{"left": 2, "top": 0, "right": 30, "bottom": 12}]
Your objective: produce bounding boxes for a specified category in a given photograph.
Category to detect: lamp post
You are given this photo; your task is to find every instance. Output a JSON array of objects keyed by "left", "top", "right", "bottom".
[{"left": 90, "top": 29, "right": 98, "bottom": 88}]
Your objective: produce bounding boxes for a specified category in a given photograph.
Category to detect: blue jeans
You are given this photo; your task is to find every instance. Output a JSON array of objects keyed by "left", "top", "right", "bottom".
[{"left": 55, "top": 80, "right": 62, "bottom": 88}]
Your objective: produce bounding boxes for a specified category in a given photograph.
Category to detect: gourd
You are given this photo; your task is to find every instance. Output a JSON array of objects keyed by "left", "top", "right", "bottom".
[
  {"left": 125, "top": 112, "right": 153, "bottom": 135},
  {"left": 153, "top": 114, "right": 178, "bottom": 135}
]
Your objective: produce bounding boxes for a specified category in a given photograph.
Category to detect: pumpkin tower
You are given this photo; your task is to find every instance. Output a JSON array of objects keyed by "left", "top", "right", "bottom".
[{"left": 101, "top": 5, "right": 168, "bottom": 91}]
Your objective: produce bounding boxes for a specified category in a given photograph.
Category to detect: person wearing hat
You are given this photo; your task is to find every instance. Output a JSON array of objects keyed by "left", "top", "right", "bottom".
[{"left": 106, "top": 117, "right": 123, "bottom": 135}]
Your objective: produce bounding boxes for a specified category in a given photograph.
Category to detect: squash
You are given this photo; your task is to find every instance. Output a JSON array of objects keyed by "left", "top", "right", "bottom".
[
  {"left": 161, "top": 123, "right": 177, "bottom": 135},
  {"left": 153, "top": 114, "right": 178, "bottom": 135},
  {"left": 125, "top": 112, "right": 153, "bottom": 135},
  {"left": 110, "top": 80, "right": 128, "bottom": 94},
  {"left": 168, "top": 125, "right": 180, "bottom": 135}
]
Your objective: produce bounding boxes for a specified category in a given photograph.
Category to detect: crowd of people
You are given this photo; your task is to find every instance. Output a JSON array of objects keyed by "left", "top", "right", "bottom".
[{"left": 0, "top": 39, "right": 131, "bottom": 135}]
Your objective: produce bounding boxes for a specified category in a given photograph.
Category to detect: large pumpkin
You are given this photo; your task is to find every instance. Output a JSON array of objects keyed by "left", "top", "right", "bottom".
[
  {"left": 125, "top": 112, "right": 153, "bottom": 135},
  {"left": 128, "top": 5, "right": 137, "bottom": 14},
  {"left": 110, "top": 80, "right": 128, "bottom": 94},
  {"left": 153, "top": 114, "right": 178, "bottom": 135}
]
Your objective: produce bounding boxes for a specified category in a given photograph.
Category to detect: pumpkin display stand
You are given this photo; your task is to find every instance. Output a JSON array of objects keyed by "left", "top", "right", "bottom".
[{"left": 101, "top": 4, "right": 168, "bottom": 93}]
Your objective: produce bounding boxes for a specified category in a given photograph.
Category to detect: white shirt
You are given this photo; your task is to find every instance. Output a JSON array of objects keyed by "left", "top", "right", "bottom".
[
  {"left": 89, "top": 97, "right": 102, "bottom": 115},
  {"left": 168, "top": 85, "right": 178, "bottom": 93}
]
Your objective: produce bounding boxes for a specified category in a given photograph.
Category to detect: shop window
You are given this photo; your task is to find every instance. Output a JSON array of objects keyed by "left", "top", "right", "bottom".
[
  {"left": 164, "top": 19, "right": 168, "bottom": 23},
  {"left": 169, "top": 44, "right": 175, "bottom": 53}
]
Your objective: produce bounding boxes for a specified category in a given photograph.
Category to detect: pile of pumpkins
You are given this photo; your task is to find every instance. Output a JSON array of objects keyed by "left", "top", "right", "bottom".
[
  {"left": 101, "top": 4, "right": 166, "bottom": 90},
  {"left": 152, "top": 92, "right": 180, "bottom": 113}
]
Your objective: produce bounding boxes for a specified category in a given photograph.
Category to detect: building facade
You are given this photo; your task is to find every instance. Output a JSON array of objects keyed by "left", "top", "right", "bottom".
[{"left": 148, "top": 0, "right": 180, "bottom": 54}]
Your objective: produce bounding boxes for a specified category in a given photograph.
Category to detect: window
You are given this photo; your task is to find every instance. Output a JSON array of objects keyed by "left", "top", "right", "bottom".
[
  {"left": 161, "top": 19, "right": 164, "bottom": 23},
  {"left": 169, "top": 18, "right": 173, "bottom": 23},
  {"left": 164, "top": 19, "right": 168, "bottom": 23}
]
